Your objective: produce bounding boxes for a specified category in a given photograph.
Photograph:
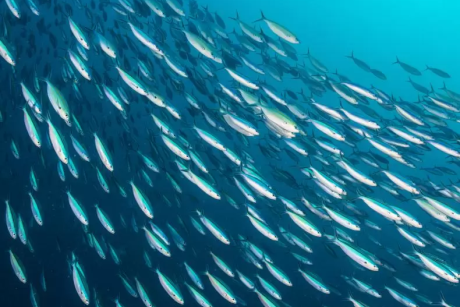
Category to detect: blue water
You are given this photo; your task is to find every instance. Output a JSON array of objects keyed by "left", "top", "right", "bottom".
[{"left": 1, "top": 0, "right": 460, "bottom": 307}]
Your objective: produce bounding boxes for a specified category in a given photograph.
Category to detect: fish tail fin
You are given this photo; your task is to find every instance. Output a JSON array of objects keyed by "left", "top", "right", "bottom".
[
  {"left": 439, "top": 82, "right": 447, "bottom": 90},
  {"left": 45, "top": 109, "right": 52, "bottom": 123},
  {"left": 407, "top": 76, "right": 412, "bottom": 82},
  {"left": 253, "top": 11, "right": 264, "bottom": 23},
  {"left": 392, "top": 57, "right": 399, "bottom": 64},
  {"left": 346, "top": 292, "right": 354, "bottom": 302},
  {"left": 39, "top": 68, "right": 52, "bottom": 83},
  {"left": 260, "top": 10, "right": 266, "bottom": 20},
  {"left": 228, "top": 11, "right": 239, "bottom": 21},
  {"left": 339, "top": 99, "right": 344, "bottom": 109},
  {"left": 325, "top": 229, "right": 338, "bottom": 243},
  {"left": 345, "top": 51, "right": 353, "bottom": 59},
  {"left": 202, "top": 265, "right": 210, "bottom": 276},
  {"left": 439, "top": 291, "right": 447, "bottom": 305},
  {"left": 302, "top": 48, "right": 311, "bottom": 58},
  {"left": 412, "top": 244, "right": 421, "bottom": 255},
  {"left": 355, "top": 188, "right": 364, "bottom": 197},
  {"left": 424, "top": 65, "right": 430, "bottom": 71}
]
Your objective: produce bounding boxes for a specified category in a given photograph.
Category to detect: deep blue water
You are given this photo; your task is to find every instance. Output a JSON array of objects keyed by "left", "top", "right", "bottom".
[{"left": 1, "top": 1, "right": 460, "bottom": 307}]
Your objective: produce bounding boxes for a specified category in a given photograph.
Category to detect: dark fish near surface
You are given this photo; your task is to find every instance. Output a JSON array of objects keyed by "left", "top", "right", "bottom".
[
  {"left": 393, "top": 57, "right": 422, "bottom": 75},
  {"left": 407, "top": 77, "right": 432, "bottom": 95},
  {"left": 440, "top": 82, "right": 460, "bottom": 101},
  {"left": 370, "top": 68, "right": 387, "bottom": 80},
  {"left": 356, "top": 104, "right": 382, "bottom": 119},
  {"left": 425, "top": 65, "right": 450, "bottom": 78},
  {"left": 280, "top": 40, "right": 298, "bottom": 60},
  {"left": 304, "top": 49, "right": 328, "bottom": 73},
  {"left": 214, "top": 12, "right": 226, "bottom": 29},
  {"left": 333, "top": 69, "right": 351, "bottom": 82},
  {"left": 346, "top": 51, "right": 371, "bottom": 72},
  {"left": 421, "top": 167, "right": 443, "bottom": 175},
  {"left": 436, "top": 166, "right": 457, "bottom": 175}
]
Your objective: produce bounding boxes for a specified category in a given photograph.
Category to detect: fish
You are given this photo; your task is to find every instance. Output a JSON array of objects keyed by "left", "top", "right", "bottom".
[
  {"left": 197, "top": 211, "right": 229, "bottom": 243},
  {"left": 254, "top": 11, "right": 300, "bottom": 44},
  {"left": 21, "top": 83, "right": 41, "bottom": 114},
  {"left": 425, "top": 65, "right": 450, "bottom": 78},
  {"left": 44, "top": 79, "right": 71, "bottom": 124},
  {"left": 183, "top": 30, "right": 222, "bottom": 63},
  {"left": 95, "top": 205, "right": 115, "bottom": 234},
  {"left": 298, "top": 269, "right": 330, "bottom": 294},
  {"left": 135, "top": 277, "right": 153, "bottom": 307},
  {"left": 128, "top": 22, "right": 164, "bottom": 57},
  {"left": 326, "top": 234, "right": 379, "bottom": 271},
  {"left": 23, "top": 107, "right": 42, "bottom": 148},
  {"left": 71, "top": 255, "right": 90, "bottom": 305},
  {"left": 94, "top": 133, "right": 113, "bottom": 171},
  {"left": 346, "top": 52, "right": 371, "bottom": 72},
  {"left": 46, "top": 118, "right": 69, "bottom": 164},
  {"left": 130, "top": 181, "right": 154, "bottom": 219},
  {"left": 385, "top": 286, "right": 418, "bottom": 307},
  {"left": 68, "top": 49, "right": 91, "bottom": 81},
  {"left": 205, "top": 270, "right": 237, "bottom": 304},
  {"left": 156, "top": 268, "right": 184, "bottom": 304},
  {"left": 184, "top": 282, "right": 211, "bottom": 307},
  {"left": 68, "top": 17, "right": 90, "bottom": 50},
  {"left": 393, "top": 57, "right": 421, "bottom": 75}
]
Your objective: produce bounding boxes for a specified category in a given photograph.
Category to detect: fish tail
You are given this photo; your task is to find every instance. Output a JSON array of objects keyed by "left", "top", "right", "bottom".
[
  {"left": 439, "top": 291, "right": 447, "bottom": 305},
  {"left": 392, "top": 57, "right": 399, "bottom": 64},
  {"left": 253, "top": 11, "right": 265, "bottom": 23},
  {"left": 260, "top": 10, "right": 266, "bottom": 19},
  {"left": 229, "top": 11, "right": 239, "bottom": 21}
]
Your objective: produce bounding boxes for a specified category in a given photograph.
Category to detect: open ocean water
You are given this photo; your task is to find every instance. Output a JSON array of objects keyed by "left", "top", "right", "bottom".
[{"left": 1, "top": 0, "right": 460, "bottom": 307}]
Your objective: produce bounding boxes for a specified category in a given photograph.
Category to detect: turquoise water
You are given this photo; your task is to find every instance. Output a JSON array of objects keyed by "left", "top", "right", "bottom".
[
  {"left": 206, "top": 0, "right": 460, "bottom": 83},
  {"left": 1, "top": 0, "right": 460, "bottom": 307}
]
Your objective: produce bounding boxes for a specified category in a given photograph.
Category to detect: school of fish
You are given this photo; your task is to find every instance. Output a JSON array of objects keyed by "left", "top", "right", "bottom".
[{"left": 1, "top": 0, "right": 460, "bottom": 307}]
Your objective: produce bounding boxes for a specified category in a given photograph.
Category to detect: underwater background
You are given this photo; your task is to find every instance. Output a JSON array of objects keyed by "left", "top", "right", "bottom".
[{"left": 1, "top": 0, "right": 460, "bottom": 307}]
